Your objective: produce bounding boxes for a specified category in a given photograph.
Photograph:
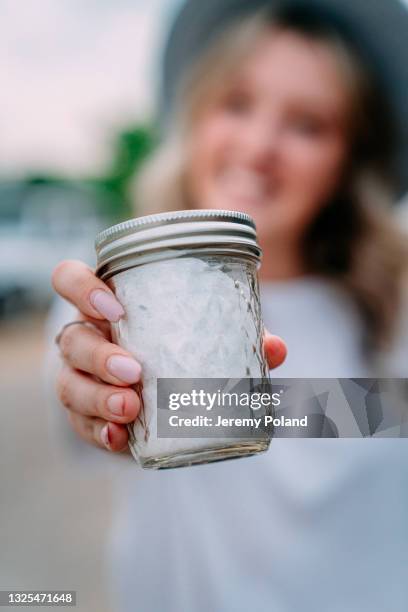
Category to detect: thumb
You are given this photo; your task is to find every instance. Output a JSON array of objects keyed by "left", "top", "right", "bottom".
[{"left": 263, "top": 330, "right": 287, "bottom": 370}]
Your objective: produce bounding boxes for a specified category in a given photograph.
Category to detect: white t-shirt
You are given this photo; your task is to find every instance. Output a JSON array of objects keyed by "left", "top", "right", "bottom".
[{"left": 94, "top": 277, "right": 408, "bottom": 612}]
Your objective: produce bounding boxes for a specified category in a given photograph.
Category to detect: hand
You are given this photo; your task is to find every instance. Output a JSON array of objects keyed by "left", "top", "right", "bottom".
[
  {"left": 264, "top": 330, "right": 287, "bottom": 370},
  {"left": 52, "top": 260, "right": 142, "bottom": 453},
  {"left": 52, "top": 260, "right": 287, "bottom": 453}
]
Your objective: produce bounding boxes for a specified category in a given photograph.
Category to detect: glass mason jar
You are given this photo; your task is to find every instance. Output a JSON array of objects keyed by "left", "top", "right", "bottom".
[{"left": 95, "top": 209, "right": 272, "bottom": 469}]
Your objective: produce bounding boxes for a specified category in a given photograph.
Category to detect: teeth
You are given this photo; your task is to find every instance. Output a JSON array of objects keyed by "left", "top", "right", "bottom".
[{"left": 220, "top": 167, "right": 268, "bottom": 200}]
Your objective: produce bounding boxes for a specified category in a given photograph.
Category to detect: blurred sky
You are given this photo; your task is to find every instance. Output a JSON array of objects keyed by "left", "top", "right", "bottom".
[
  {"left": 0, "top": 0, "right": 183, "bottom": 177},
  {"left": 1, "top": 0, "right": 407, "bottom": 180}
]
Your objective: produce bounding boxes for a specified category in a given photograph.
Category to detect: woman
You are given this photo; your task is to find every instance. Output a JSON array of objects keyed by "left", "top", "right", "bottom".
[{"left": 51, "top": 1, "right": 408, "bottom": 610}]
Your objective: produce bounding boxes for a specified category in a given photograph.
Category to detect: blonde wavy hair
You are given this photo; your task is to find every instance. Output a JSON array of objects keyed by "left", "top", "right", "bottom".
[{"left": 133, "top": 8, "right": 408, "bottom": 354}]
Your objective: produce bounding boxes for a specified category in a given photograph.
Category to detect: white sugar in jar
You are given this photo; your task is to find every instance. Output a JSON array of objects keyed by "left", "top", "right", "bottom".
[{"left": 95, "top": 210, "right": 271, "bottom": 469}]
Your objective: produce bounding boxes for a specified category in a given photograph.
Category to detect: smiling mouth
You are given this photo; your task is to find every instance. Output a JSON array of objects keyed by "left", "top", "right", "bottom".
[{"left": 218, "top": 167, "right": 276, "bottom": 206}]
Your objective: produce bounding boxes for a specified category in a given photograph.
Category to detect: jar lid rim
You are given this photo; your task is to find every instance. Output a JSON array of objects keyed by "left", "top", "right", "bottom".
[{"left": 95, "top": 209, "right": 255, "bottom": 252}]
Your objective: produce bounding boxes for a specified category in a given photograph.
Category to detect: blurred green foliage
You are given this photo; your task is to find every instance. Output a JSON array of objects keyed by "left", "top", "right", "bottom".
[
  {"left": 89, "top": 123, "right": 156, "bottom": 221},
  {"left": 1, "top": 123, "right": 156, "bottom": 225}
]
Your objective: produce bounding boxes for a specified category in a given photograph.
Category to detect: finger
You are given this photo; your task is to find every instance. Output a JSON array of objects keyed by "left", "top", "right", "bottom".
[
  {"left": 67, "top": 412, "right": 129, "bottom": 452},
  {"left": 58, "top": 323, "right": 142, "bottom": 385},
  {"left": 70, "top": 311, "right": 113, "bottom": 341},
  {"left": 263, "top": 331, "right": 287, "bottom": 369},
  {"left": 57, "top": 366, "right": 141, "bottom": 423},
  {"left": 80, "top": 315, "right": 112, "bottom": 340},
  {"left": 52, "top": 259, "right": 124, "bottom": 322}
]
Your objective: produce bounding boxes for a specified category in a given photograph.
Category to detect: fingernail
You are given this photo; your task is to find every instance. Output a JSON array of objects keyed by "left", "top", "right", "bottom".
[
  {"left": 107, "top": 355, "right": 142, "bottom": 383},
  {"left": 108, "top": 393, "right": 124, "bottom": 416},
  {"left": 90, "top": 290, "right": 125, "bottom": 322},
  {"left": 101, "top": 423, "right": 111, "bottom": 449}
]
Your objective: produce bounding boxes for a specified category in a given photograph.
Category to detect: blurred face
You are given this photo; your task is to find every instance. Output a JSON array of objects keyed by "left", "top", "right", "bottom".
[{"left": 186, "top": 29, "right": 353, "bottom": 244}]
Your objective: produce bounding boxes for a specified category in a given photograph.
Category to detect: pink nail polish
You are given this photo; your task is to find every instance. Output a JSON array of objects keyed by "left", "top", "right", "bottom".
[
  {"left": 107, "top": 355, "right": 142, "bottom": 383},
  {"left": 90, "top": 290, "right": 125, "bottom": 322},
  {"left": 101, "top": 424, "right": 111, "bottom": 448},
  {"left": 108, "top": 393, "right": 124, "bottom": 416}
]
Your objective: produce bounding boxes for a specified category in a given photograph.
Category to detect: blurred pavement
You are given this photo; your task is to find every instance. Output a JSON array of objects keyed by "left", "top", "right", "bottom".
[{"left": 0, "top": 314, "right": 113, "bottom": 612}]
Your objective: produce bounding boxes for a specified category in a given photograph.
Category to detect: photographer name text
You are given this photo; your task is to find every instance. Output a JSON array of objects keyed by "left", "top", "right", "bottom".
[{"left": 168, "top": 415, "right": 308, "bottom": 428}]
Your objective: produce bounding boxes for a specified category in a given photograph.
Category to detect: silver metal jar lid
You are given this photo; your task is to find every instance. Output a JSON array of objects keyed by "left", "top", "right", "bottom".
[{"left": 95, "top": 209, "right": 262, "bottom": 280}]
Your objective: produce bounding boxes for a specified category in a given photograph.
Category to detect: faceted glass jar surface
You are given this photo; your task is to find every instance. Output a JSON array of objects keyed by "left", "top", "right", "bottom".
[{"left": 95, "top": 210, "right": 272, "bottom": 469}]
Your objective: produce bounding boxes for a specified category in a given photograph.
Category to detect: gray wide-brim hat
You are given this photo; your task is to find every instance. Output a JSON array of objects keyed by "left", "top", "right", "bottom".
[{"left": 158, "top": 0, "right": 408, "bottom": 197}]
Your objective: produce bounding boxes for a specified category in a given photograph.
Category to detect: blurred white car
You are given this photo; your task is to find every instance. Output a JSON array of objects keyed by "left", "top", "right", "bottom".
[{"left": 0, "top": 181, "right": 109, "bottom": 316}]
